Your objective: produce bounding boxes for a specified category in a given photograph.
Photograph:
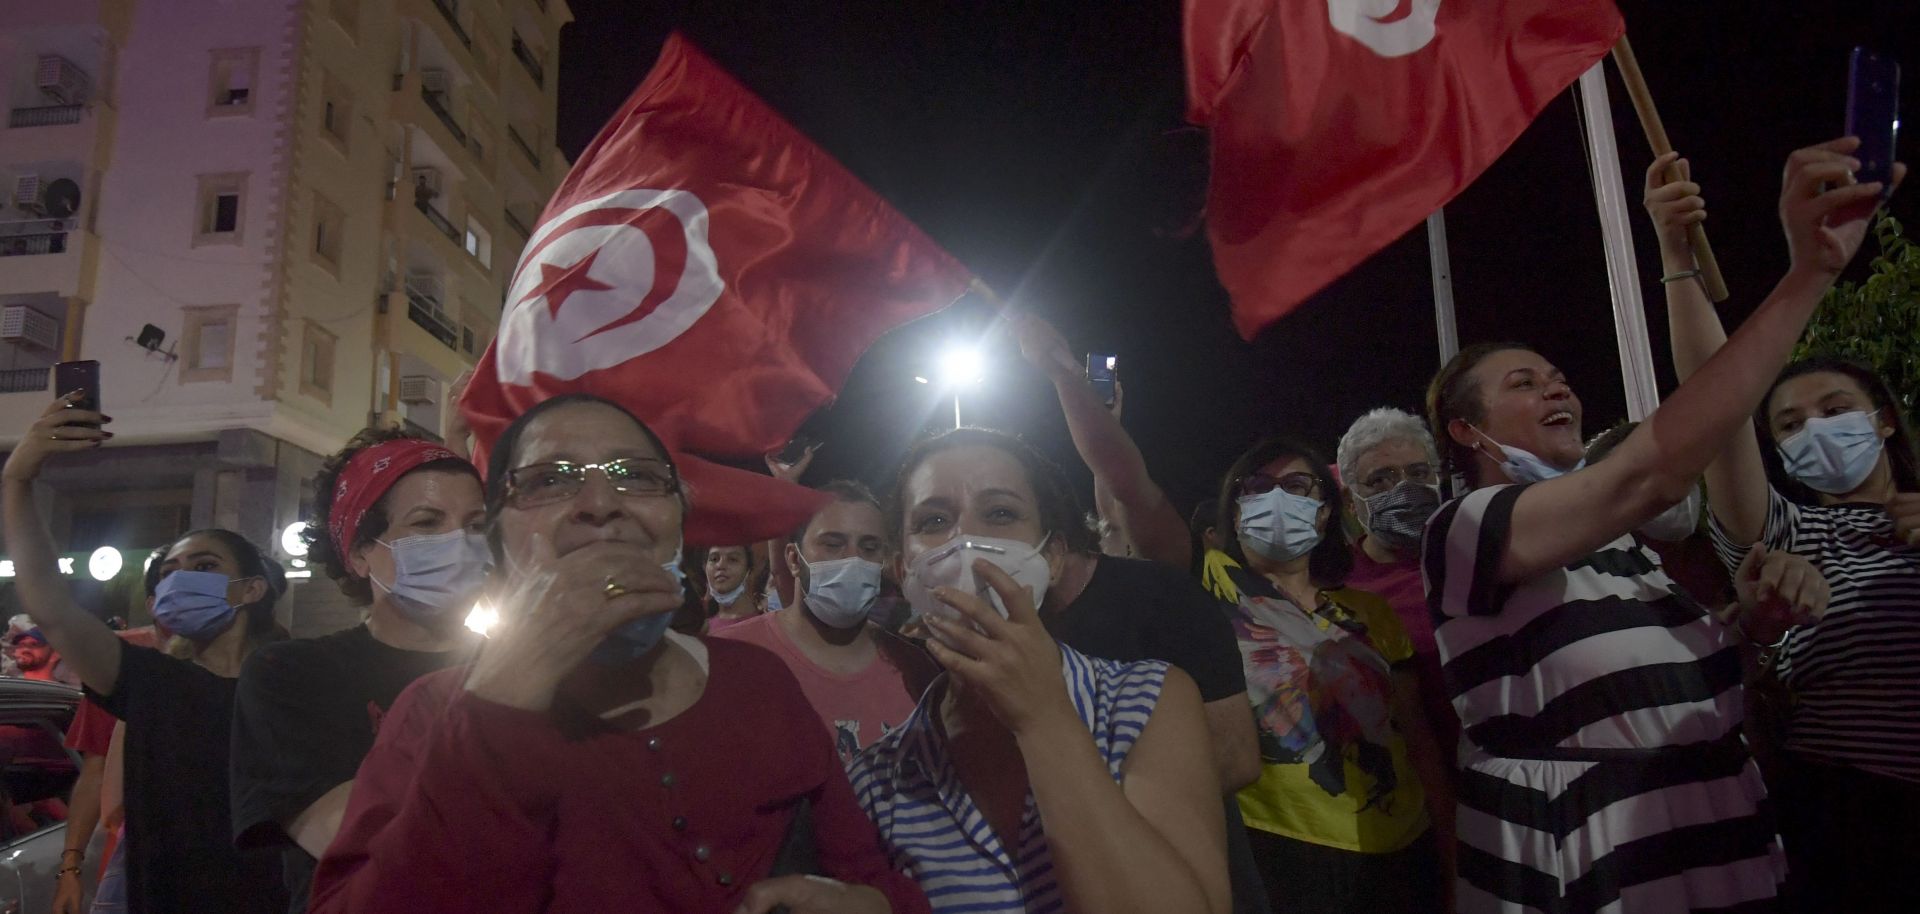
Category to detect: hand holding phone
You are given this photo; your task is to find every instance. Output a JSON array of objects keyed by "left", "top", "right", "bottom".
[
  {"left": 53, "top": 360, "right": 100, "bottom": 429},
  {"left": 1085, "top": 352, "right": 1118, "bottom": 407},
  {"left": 1846, "top": 47, "right": 1900, "bottom": 192}
]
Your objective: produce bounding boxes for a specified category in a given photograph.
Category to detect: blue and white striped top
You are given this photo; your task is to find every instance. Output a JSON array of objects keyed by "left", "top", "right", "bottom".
[{"left": 846, "top": 644, "right": 1168, "bottom": 913}]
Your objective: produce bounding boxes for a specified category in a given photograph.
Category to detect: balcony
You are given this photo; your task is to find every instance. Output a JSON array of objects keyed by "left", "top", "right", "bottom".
[
  {"left": 0, "top": 226, "right": 67, "bottom": 257},
  {"left": 430, "top": 0, "right": 471, "bottom": 48},
  {"left": 511, "top": 34, "right": 544, "bottom": 87},
  {"left": 413, "top": 196, "right": 458, "bottom": 242},
  {"left": 405, "top": 288, "right": 459, "bottom": 349},
  {"left": 503, "top": 208, "right": 531, "bottom": 239},
  {"left": 8, "top": 104, "right": 83, "bottom": 129},
  {"left": 420, "top": 89, "right": 467, "bottom": 146},
  {"left": 0, "top": 221, "right": 93, "bottom": 298},
  {"left": 0, "top": 367, "right": 48, "bottom": 394},
  {"left": 507, "top": 124, "right": 540, "bottom": 168}
]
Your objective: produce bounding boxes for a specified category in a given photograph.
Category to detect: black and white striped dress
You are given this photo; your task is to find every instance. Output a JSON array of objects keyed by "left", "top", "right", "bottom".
[
  {"left": 1709, "top": 488, "right": 1920, "bottom": 782},
  {"left": 1423, "top": 485, "right": 1785, "bottom": 914}
]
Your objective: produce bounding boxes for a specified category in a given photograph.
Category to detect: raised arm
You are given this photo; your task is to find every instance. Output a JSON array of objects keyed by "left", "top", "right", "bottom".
[
  {"left": 1012, "top": 314, "right": 1190, "bottom": 569},
  {"left": 0, "top": 397, "right": 127, "bottom": 696},
  {"left": 1646, "top": 151, "right": 1774, "bottom": 543},
  {"left": 1494, "top": 138, "right": 1900, "bottom": 582}
]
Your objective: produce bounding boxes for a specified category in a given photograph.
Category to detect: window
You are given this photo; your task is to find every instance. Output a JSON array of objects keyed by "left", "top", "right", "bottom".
[
  {"left": 193, "top": 173, "right": 248, "bottom": 246},
  {"left": 207, "top": 48, "right": 260, "bottom": 116},
  {"left": 462, "top": 218, "right": 491, "bottom": 268},
  {"left": 320, "top": 72, "right": 352, "bottom": 148},
  {"left": 312, "top": 193, "right": 344, "bottom": 270},
  {"left": 461, "top": 325, "right": 475, "bottom": 355},
  {"left": 300, "top": 321, "right": 336, "bottom": 401},
  {"left": 182, "top": 304, "right": 239, "bottom": 383}
]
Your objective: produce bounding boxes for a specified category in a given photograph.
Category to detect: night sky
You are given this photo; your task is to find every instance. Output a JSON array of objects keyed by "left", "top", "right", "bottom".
[{"left": 554, "top": 1, "right": 1920, "bottom": 517}]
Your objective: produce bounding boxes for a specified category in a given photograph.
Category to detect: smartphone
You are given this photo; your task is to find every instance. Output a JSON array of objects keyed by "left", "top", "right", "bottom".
[
  {"left": 1085, "top": 352, "right": 1118, "bottom": 406},
  {"left": 53, "top": 360, "right": 100, "bottom": 427},
  {"left": 1846, "top": 47, "right": 1901, "bottom": 190}
]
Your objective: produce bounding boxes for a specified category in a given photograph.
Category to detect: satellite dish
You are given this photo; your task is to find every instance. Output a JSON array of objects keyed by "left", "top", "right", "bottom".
[{"left": 42, "top": 179, "right": 79, "bottom": 218}]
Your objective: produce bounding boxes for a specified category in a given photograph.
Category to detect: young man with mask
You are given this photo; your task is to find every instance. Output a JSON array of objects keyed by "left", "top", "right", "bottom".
[
  {"left": 230, "top": 432, "right": 486, "bottom": 912},
  {"left": 1336, "top": 407, "right": 1458, "bottom": 757},
  {"left": 714, "top": 481, "right": 935, "bottom": 765}
]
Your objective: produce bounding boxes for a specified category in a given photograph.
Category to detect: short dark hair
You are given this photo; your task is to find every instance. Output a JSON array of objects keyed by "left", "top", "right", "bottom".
[
  {"left": 1763, "top": 356, "right": 1920, "bottom": 500},
  {"left": 1427, "top": 342, "right": 1533, "bottom": 489},
  {"left": 885, "top": 427, "right": 1086, "bottom": 552},
  {"left": 306, "top": 427, "right": 480, "bottom": 606},
  {"left": 166, "top": 528, "right": 284, "bottom": 641},
  {"left": 1215, "top": 435, "right": 1352, "bottom": 589},
  {"left": 789, "top": 479, "right": 883, "bottom": 545}
]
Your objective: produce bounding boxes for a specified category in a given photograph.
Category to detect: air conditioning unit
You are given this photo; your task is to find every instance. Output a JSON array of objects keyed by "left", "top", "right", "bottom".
[
  {"left": 12, "top": 175, "right": 43, "bottom": 214},
  {"left": 35, "top": 55, "right": 91, "bottom": 105},
  {"left": 420, "top": 69, "right": 450, "bottom": 95},
  {"left": 398, "top": 375, "right": 438, "bottom": 406},
  {"left": 0, "top": 305, "right": 60, "bottom": 351},
  {"left": 409, "top": 167, "right": 442, "bottom": 196}
]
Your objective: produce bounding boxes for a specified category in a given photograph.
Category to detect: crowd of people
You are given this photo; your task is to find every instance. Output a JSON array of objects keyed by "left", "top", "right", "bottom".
[{"left": 0, "top": 136, "right": 1911, "bottom": 914}]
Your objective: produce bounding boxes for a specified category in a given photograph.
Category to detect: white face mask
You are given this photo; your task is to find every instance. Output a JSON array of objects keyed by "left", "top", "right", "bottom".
[
  {"left": 710, "top": 579, "right": 748, "bottom": 607},
  {"left": 1638, "top": 487, "right": 1702, "bottom": 542},
  {"left": 902, "top": 534, "right": 1051, "bottom": 650},
  {"left": 1236, "top": 489, "right": 1324, "bottom": 562},
  {"left": 373, "top": 529, "right": 491, "bottom": 622},
  {"left": 1472, "top": 427, "right": 1583, "bottom": 484},
  {"left": 803, "top": 556, "right": 884, "bottom": 630}
]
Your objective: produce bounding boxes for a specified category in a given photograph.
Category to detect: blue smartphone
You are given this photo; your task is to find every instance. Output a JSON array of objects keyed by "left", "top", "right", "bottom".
[
  {"left": 1846, "top": 47, "right": 1900, "bottom": 191},
  {"left": 1085, "top": 352, "right": 1117, "bottom": 406}
]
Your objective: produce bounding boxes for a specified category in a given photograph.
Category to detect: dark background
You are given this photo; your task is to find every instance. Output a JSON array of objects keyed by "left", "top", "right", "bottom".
[{"left": 555, "top": 0, "right": 1920, "bottom": 518}]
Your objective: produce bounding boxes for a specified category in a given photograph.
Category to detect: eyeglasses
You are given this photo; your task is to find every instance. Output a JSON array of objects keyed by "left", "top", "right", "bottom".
[
  {"left": 504, "top": 458, "right": 680, "bottom": 508},
  {"left": 1357, "top": 462, "right": 1437, "bottom": 494},
  {"left": 1237, "top": 472, "right": 1321, "bottom": 499}
]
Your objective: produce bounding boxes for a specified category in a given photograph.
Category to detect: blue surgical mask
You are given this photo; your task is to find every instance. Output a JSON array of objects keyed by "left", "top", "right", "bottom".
[
  {"left": 1236, "top": 489, "right": 1324, "bottom": 562},
  {"left": 803, "top": 556, "right": 884, "bottom": 630},
  {"left": 1474, "top": 428, "right": 1583, "bottom": 484},
  {"left": 590, "top": 554, "right": 686, "bottom": 666},
  {"left": 373, "top": 530, "right": 491, "bottom": 623},
  {"left": 710, "top": 579, "right": 748, "bottom": 608},
  {"left": 1778, "top": 411, "right": 1885, "bottom": 495},
  {"left": 152, "top": 570, "right": 247, "bottom": 642}
]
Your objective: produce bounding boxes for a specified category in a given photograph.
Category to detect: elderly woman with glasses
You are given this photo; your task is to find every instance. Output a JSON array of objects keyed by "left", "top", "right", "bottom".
[
  {"left": 306, "top": 394, "right": 929, "bottom": 914},
  {"left": 1209, "top": 435, "right": 1454, "bottom": 914}
]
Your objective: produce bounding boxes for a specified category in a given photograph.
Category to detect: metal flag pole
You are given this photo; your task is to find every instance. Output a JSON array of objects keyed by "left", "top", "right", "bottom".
[
  {"left": 1575, "top": 63, "right": 1662, "bottom": 421},
  {"left": 1427, "top": 209, "right": 1459, "bottom": 364}
]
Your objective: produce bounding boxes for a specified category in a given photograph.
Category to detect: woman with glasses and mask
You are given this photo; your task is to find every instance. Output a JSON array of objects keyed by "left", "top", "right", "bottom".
[
  {"left": 1648, "top": 148, "right": 1920, "bottom": 912},
  {"left": 2, "top": 395, "right": 289, "bottom": 914},
  {"left": 850, "top": 427, "right": 1229, "bottom": 914},
  {"left": 1420, "top": 137, "right": 1896, "bottom": 913},
  {"left": 306, "top": 394, "right": 925, "bottom": 914},
  {"left": 231, "top": 429, "right": 487, "bottom": 913},
  {"left": 1212, "top": 436, "right": 1452, "bottom": 914}
]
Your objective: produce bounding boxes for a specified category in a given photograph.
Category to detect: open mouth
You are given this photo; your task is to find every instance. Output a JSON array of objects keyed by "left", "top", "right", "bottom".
[{"left": 1541, "top": 410, "right": 1575, "bottom": 428}]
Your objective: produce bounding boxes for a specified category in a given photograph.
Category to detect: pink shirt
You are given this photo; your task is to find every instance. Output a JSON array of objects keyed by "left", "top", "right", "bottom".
[
  {"left": 1347, "top": 539, "right": 1460, "bottom": 756},
  {"left": 714, "top": 611, "right": 930, "bottom": 765}
]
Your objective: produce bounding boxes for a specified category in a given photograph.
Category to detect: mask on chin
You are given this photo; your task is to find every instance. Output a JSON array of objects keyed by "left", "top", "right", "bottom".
[
  {"left": 1637, "top": 487, "right": 1702, "bottom": 542},
  {"left": 1472, "top": 427, "right": 1584, "bottom": 484}
]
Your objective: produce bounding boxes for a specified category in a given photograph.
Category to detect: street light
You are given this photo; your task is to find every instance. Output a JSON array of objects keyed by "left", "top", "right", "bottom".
[
  {"left": 934, "top": 344, "right": 985, "bottom": 427},
  {"left": 88, "top": 547, "right": 121, "bottom": 582},
  {"left": 280, "top": 521, "right": 310, "bottom": 558}
]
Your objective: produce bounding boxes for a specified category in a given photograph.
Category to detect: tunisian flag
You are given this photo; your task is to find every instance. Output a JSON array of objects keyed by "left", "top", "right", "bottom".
[
  {"left": 1187, "top": 0, "right": 1623, "bottom": 339},
  {"left": 463, "top": 33, "right": 972, "bottom": 546}
]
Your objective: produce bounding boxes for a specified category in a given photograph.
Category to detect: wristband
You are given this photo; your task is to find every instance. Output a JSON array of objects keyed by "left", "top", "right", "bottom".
[
  {"left": 56, "top": 866, "right": 81, "bottom": 878},
  {"left": 1659, "top": 269, "right": 1702, "bottom": 284}
]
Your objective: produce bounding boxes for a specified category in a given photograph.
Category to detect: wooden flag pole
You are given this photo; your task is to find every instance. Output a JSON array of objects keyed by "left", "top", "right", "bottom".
[{"left": 1611, "top": 35, "right": 1729, "bottom": 302}]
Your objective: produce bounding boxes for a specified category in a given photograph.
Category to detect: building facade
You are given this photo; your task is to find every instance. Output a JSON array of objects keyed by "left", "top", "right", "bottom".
[{"left": 0, "top": 0, "right": 571, "bottom": 633}]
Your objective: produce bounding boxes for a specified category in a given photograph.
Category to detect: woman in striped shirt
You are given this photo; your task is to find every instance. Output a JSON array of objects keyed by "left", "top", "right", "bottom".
[
  {"left": 1419, "top": 136, "right": 1895, "bottom": 913},
  {"left": 1651, "top": 146, "right": 1920, "bottom": 912},
  {"left": 849, "top": 428, "right": 1230, "bottom": 914}
]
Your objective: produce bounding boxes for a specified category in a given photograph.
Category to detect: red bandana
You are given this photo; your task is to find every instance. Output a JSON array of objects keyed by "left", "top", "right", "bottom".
[{"left": 327, "top": 439, "right": 460, "bottom": 559}]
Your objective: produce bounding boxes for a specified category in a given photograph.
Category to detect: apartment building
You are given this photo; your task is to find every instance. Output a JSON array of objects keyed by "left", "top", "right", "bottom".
[{"left": 0, "top": 0, "right": 571, "bottom": 632}]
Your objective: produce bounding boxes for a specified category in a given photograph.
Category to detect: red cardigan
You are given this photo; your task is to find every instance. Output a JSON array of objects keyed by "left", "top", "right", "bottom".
[{"left": 306, "top": 638, "right": 929, "bottom": 914}]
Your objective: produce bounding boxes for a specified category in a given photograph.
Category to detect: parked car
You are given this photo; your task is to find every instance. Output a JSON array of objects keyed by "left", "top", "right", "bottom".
[{"left": 0, "top": 677, "right": 102, "bottom": 914}]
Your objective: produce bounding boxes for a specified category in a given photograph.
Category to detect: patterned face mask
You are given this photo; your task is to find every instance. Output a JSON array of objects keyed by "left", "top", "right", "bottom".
[{"left": 1360, "top": 482, "right": 1442, "bottom": 553}]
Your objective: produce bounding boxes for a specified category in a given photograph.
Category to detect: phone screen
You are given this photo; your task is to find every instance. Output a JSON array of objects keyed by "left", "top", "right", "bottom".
[
  {"left": 1085, "top": 352, "right": 1118, "bottom": 405},
  {"left": 1846, "top": 48, "right": 1901, "bottom": 189},
  {"left": 53, "top": 360, "right": 100, "bottom": 415}
]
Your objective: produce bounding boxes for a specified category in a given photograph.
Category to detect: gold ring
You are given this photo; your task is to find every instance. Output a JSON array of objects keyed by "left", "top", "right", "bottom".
[{"left": 603, "top": 576, "right": 632, "bottom": 599}]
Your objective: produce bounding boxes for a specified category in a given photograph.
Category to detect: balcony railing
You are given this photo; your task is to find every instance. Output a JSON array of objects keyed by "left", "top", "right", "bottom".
[
  {"left": 0, "top": 222, "right": 69, "bottom": 257},
  {"left": 503, "top": 208, "right": 531, "bottom": 239},
  {"left": 405, "top": 290, "right": 459, "bottom": 349},
  {"left": 8, "top": 104, "right": 84, "bottom": 128},
  {"left": 420, "top": 89, "right": 467, "bottom": 146},
  {"left": 413, "top": 197, "right": 458, "bottom": 242},
  {"left": 507, "top": 124, "right": 540, "bottom": 167},
  {"left": 0, "top": 367, "right": 49, "bottom": 394},
  {"left": 431, "top": 0, "right": 471, "bottom": 48},
  {"left": 511, "top": 34, "right": 545, "bottom": 87}
]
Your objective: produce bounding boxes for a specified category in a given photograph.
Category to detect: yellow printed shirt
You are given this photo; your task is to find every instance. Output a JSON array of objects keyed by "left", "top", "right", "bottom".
[{"left": 1217, "top": 564, "right": 1429, "bottom": 854}]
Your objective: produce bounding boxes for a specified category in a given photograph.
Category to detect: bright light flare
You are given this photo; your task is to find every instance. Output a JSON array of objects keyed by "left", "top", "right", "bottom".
[
  {"left": 465, "top": 601, "right": 500, "bottom": 637},
  {"left": 88, "top": 547, "right": 122, "bottom": 582},
  {"left": 938, "top": 346, "right": 985, "bottom": 387},
  {"left": 280, "top": 522, "right": 310, "bottom": 558}
]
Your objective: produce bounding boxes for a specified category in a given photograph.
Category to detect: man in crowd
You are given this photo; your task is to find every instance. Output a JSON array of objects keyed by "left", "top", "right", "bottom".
[
  {"left": 714, "top": 480, "right": 935, "bottom": 764},
  {"left": 8, "top": 628, "right": 61, "bottom": 682}
]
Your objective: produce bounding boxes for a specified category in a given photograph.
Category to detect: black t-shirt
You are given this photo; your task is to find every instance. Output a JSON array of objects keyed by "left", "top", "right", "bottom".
[
  {"left": 230, "top": 624, "right": 477, "bottom": 913},
  {"left": 89, "top": 642, "right": 287, "bottom": 914},
  {"left": 1046, "top": 554, "right": 1248, "bottom": 703}
]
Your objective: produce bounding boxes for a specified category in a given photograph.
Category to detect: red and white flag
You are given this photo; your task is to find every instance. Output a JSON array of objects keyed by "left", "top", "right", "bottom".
[
  {"left": 1187, "top": 0, "right": 1623, "bottom": 339},
  {"left": 463, "top": 33, "right": 973, "bottom": 546}
]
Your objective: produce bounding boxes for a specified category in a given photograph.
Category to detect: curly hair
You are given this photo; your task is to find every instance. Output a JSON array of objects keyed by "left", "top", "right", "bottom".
[
  {"left": 303, "top": 427, "right": 479, "bottom": 605},
  {"left": 884, "top": 427, "right": 1088, "bottom": 552}
]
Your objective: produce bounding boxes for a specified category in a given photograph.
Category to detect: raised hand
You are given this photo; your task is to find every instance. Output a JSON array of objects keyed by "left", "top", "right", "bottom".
[
  {"left": 764, "top": 442, "right": 819, "bottom": 484},
  {"left": 1009, "top": 311, "right": 1081, "bottom": 382},
  {"left": 1, "top": 393, "right": 110, "bottom": 483},
  {"left": 1643, "top": 151, "right": 1706, "bottom": 260},
  {"left": 1779, "top": 136, "right": 1905, "bottom": 278},
  {"left": 921, "top": 559, "right": 1073, "bottom": 737}
]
